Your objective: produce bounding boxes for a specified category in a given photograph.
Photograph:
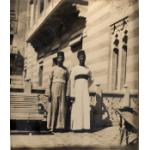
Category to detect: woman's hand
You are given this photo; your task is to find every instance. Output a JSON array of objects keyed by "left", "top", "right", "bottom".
[
  {"left": 66, "top": 96, "right": 75, "bottom": 104},
  {"left": 70, "top": 97, "right": 75, "bottom": 103}
]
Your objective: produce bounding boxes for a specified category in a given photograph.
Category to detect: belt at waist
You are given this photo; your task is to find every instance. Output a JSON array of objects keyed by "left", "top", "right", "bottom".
[
  {"left": 53, "top": 78, "right": 66, "bottom": 83},
  {"left": 75, "top": 74, "right": 89, "bottom": 80}
]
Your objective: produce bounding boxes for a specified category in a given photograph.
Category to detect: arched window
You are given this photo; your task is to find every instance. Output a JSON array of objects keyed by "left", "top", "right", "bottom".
[{"left": 110, "top": 17, "right": 128, "bottom": 90}]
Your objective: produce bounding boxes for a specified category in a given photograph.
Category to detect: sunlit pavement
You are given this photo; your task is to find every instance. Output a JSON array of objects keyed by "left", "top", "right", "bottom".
[{"left": 11, "top": 126, "right": 138, "bottom": 150}]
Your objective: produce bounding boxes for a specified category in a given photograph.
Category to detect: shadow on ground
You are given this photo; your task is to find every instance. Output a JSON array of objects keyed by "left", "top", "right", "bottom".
[{"left": 12, "top": 144, "right": 138, "bottom": 150}]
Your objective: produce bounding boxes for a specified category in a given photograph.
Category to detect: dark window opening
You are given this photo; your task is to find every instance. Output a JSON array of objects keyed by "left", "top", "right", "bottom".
[
  {"left": 112, "top": 48, "right": 119, "bottom": 90},
  {"left": 24, "top": 69, "right": 27, "bottom": 79},
  {"left": 121, "top": 45, "right": 128, "bottom": 89},
  {"left": 52, "top": 57, "right": 57, "bottom": 66},
  {"left": 10, "top": 53, "right": 24, "bottom": 75},
  {"left": 71, "top": 39, "right": 82, "bottom": 52},
  {"left": 39, "top": 65, "right": 43, "bottom": 86},
  {"left": 121, "top": 30, "right": 128, "bottom": 89},
  {"left": 10, "top": 34, "right": 14, "bottom": 45},
  {"left": 40, "top": 0, "right": 44, "bottom": 14}
]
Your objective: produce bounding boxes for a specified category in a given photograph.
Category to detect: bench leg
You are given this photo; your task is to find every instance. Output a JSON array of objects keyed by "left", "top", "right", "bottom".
[
  {"left": 125, "top": 130, "right": 129, "bottom": 145},
  {"left": 120, "top": 127, "right": 126, "bottom": 145}
]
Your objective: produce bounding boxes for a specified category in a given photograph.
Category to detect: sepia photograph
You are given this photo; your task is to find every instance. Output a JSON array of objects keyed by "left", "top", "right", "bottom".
[{"left": 10, "top": 0, "right": 139, "bottom": 149}]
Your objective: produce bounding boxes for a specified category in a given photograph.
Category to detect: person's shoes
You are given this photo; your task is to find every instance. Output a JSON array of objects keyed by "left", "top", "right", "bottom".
[
  {"left": 47, "top": 128, "right": 54, "bottom": 134},
  {"left": 49, "top": 131, "right": 54, "bottom": 134},
  {"left": 49, "top": 129, "right": 54, "bottom": 134}
]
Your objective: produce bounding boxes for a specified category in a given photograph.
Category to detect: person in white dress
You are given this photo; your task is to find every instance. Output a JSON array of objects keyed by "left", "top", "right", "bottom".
[{"left": 70, "top": 50, "right": 93, "bottom": 131}]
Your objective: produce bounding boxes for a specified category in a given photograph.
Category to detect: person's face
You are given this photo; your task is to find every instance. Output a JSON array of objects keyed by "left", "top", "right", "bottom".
[
  {"left": 57, "top": 56, "right": 64, "bottom": 64},
  {"left": 78, "top": 54, "right": 86, "bottom": 64}
]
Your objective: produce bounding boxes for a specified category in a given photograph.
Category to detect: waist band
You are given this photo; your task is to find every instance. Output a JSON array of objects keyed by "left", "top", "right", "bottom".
[
  {"left": 75, "top": 74, "right": 89, "bottom": 80},
  {"left": 53, "top": 78, "right": 65, "bottom": 83}
]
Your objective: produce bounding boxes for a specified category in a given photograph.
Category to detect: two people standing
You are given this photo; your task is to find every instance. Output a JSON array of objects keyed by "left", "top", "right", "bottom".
[{"left": 46, "top": 50, "right": 93, "bottom": 132}]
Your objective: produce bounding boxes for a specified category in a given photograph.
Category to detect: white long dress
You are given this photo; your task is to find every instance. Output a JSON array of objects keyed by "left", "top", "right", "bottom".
[{"left": 70, "top": 65, "right": 93, "bottom": 130}]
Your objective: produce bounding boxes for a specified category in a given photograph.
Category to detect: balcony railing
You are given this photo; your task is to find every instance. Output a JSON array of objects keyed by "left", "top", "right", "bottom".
[{"left": 26, "top": 0, "right": 63, "bottom": 41}]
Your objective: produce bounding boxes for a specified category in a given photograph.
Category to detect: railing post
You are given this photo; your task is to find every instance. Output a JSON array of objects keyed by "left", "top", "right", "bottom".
[
  {"left": 122, "top": 84, "right": 130, "bottom": 107},
  {"left": 24, "top": 79, "right": 32, "bottom": 94},
  {"left": 96, "top": 83, "right": 102, "bottom": 97}
]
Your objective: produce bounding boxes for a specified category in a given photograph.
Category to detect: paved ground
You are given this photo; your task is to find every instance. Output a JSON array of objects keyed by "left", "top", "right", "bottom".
[{"left": 11, "top": 126, "right": 138, "bottom": 150}]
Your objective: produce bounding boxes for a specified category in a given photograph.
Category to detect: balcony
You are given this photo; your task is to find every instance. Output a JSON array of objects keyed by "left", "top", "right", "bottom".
[
  {"left": 26, "top": 0, "right": 63, "bottom": 41},
  {"left": 26, "top": 0, "right": 87, "bottom": 58}
]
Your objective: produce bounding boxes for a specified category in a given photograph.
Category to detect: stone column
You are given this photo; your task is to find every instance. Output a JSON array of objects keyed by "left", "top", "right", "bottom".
[{"left": 122, "top": 85, "right": 130, "bottom": 108}]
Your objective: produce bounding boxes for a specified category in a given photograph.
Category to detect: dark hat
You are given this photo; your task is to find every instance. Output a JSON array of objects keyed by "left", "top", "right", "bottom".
[
  {"left": 57, "top": 51, "right": 64, "bottom": 57},
  {"left": 77, "top": 50, "right": 85, "bottom": 58}
]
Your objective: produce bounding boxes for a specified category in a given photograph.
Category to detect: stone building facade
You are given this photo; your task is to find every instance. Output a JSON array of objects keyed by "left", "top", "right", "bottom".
[
  {"left": 11, "top": 0, "right": 138, "bottom": 128},
  {"left": 25, "top": 0, "right": 138, "bottom": 93}
]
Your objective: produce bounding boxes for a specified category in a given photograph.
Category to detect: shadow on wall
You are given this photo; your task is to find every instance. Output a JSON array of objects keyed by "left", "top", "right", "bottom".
[
  {"left": 90, "top": 93, "right": 112, "bottom": 131},
  {"left": 64, "top": 93, "right": 112, "bottom": 131}
]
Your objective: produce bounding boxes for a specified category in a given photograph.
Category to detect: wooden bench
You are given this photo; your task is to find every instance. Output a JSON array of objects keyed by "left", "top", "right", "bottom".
[
  {"left": 115, "top": 107, "right": 138, "bottom": 145},
  {"left": 10, "top": 93, "right": 46, "bottom": 121}
]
